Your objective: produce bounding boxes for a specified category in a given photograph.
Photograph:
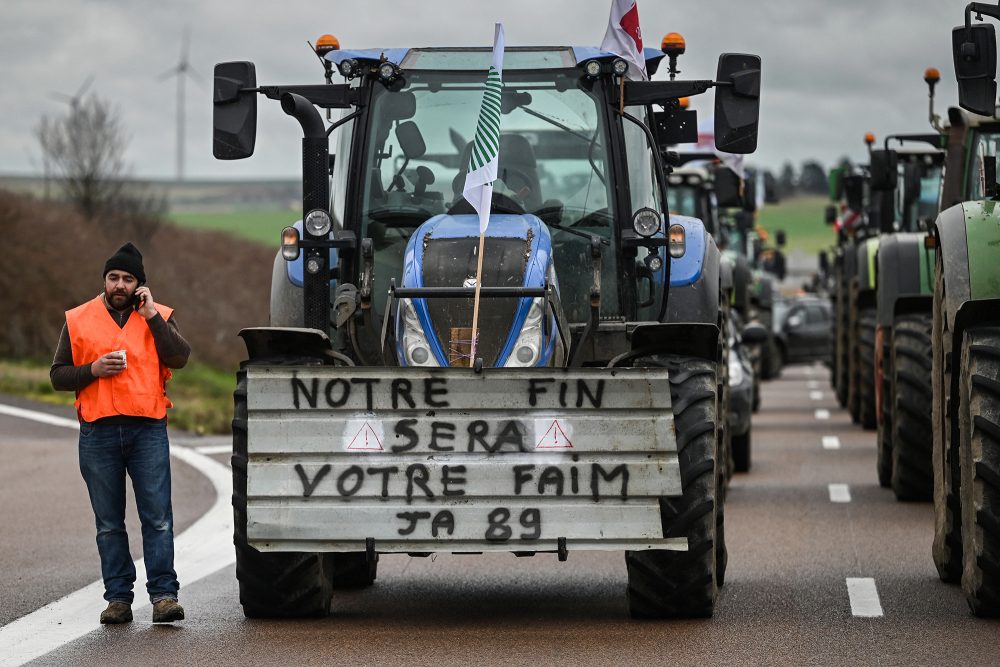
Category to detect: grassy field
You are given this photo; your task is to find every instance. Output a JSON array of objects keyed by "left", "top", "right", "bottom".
[
  {"left": 756, "top": 195, "right": 834, "bottom": 255},
  {"left": 170, "top": 208, "right": 299, "bottom": 247},
  {"left": 0, "top": 358, "right": 238, "bottom": 435}
]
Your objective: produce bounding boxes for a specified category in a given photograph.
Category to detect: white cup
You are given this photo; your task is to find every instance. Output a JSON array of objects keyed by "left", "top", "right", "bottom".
[{"left": 113, "top": 350, "right": 127, "bottom": 366}]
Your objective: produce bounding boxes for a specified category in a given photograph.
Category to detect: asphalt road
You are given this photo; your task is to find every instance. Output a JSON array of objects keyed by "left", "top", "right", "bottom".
[{"left": 2, "top": 366, "right": 998, "bottom": 666}]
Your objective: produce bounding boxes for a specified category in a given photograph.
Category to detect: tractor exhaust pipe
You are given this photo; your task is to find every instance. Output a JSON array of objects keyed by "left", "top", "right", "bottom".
[{"left": 281, "top": 92, "right": 331, "bottom": 332}]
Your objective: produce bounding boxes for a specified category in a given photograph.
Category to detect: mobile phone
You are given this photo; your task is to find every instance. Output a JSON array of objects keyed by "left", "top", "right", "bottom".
[{"left": 131, "top": 293, "right": 144, "bottom": 311}]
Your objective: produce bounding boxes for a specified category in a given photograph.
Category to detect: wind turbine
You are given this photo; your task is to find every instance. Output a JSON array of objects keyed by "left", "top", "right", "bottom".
[
  {"left": 48, "top": 74, "right": 95, "bottom": 110},
  {"left": 159, "top": 28, "right": 201, "bottom": 182}
]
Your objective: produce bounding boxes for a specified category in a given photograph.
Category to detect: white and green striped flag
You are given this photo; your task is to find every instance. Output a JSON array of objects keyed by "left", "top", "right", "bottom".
[{"left": 463, "top": 23, "right": 505, "bottom": 234}]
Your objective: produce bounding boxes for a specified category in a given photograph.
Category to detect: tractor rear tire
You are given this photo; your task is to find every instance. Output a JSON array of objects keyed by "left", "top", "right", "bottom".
[
  {"left": 877, "top": 331, "right": 893, "bottom": 488},
  {"left": 959, "top": 326, "right": 1000, "bottom": 616},
  {"left": 858, "top": 307, "right": 878, "bottom": 430},
  {"left": 836, "top": 306, "right": 850, "bottom": 409},
  {"left": 626, "top": 356, "right": 719, "bottom": 618},
  {"left": 233, "top": 359, "right": 335, "bottom": 618},
  {"left": 932, "top": 259, "right": 963, "bottom": 583},
  {"left": 733, "top": 431, "right": 751, "bottom": 473},
  {"left": 890, "top": 313, "right": 934, "bottom": 501}
]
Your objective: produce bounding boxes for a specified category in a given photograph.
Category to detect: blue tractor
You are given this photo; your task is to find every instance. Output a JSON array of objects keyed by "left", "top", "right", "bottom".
[{"left": 214, "top": 35, "right": 761, "bottom": 619}]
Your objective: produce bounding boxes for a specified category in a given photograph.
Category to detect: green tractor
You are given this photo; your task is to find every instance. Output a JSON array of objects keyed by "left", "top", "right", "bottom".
[
  {"left": 928, "top": 3, "right": 1000, "bottom": 615},
  {"left": 870, "top": 117, "right": 945, "bottom": 500}
]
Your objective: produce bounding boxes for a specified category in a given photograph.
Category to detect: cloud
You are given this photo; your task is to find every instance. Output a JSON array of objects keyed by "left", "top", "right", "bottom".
[{"left": 0, "top": 0, "right": 970, "bottom": 178}]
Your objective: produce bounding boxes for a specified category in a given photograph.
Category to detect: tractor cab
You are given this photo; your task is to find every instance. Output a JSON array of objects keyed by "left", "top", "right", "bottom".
[{"left": 218, "top": 43, "right": 761, "bottom": 369}]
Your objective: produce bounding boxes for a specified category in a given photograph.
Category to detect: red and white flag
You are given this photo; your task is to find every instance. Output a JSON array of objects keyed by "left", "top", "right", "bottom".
[{"left": 600, "top": 0, "right": 647, "bottom": 80}]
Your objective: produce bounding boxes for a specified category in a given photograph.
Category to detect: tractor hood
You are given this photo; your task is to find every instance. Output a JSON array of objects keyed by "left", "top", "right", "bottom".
[{"left": 400, "top": 213, "right": 554, "bottom": 367}]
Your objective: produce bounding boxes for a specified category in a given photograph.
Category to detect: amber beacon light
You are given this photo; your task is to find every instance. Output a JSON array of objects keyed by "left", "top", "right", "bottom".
[
  {"left": 314, "top": 34, "right": 340, "bottom": 56},
  {"left": 661, "top": 32, "right": 686, "bottom": 55}
]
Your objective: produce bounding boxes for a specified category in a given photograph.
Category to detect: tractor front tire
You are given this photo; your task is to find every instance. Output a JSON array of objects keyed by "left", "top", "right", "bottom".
[
  {"left": 959, "top": 326, "right": 1000, "bottom": 616},
  {"left": 858, "top": 307, "right": 878, "bottom": 430},
  {"left": 932, "top": 259, "right": 963, "bottom": 583},
  {"left": 233, "top": 359, "right": 335, "bottom": 618},
  {"left": 890, "top": 313, "right": 934, "bottom": 501},
  {"left": 626, "top": 356, "right": 719, "bottom": 618}
]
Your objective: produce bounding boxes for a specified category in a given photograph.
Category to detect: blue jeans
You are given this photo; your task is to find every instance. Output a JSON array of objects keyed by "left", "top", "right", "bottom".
[{"left": 78, "top": 418, "right": 179, "bottom": 604}]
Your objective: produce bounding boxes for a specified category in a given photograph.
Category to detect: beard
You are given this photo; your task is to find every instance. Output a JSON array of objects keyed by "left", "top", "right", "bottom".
[{"left": 105, "top": 287, "right": 134, "bottom": 311}]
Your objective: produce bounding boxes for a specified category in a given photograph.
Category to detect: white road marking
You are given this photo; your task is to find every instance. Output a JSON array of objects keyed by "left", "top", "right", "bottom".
[
  {"left": 0, "top": 403, "right": 235, "bottom": 667},
  {"left": 195, "top": 444, "right": 232, "bottom": 455},
  {"left": 815, "top": 409, "right": 831, "bottom": 420},
  {"left": 822, "top": 436, "right": 841, "bottom": 450},
  {"left": 809, "top": 391, "right": 824, "bottom": 401},
  {"left": 0, "top": 404, "right": 80, "bottom": 429},
  {"left": 828, "top": 484, "right": 852, "bottom": 503},
  {"left": 846, "top": 577, "right": 884, "bottom": 617}
]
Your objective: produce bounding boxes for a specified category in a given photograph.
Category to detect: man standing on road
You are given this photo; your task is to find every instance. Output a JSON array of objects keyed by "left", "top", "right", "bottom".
[{"left": 50, "top": 242, "right": 190, "bottom": 625}]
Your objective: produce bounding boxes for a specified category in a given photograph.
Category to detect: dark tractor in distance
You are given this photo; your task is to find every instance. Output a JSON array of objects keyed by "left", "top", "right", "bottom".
[{"left": 213, "top": 34, "right": 761, "bottom": 619}]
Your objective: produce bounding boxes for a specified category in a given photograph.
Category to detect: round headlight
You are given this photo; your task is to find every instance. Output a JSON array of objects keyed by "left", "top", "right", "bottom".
[
  {"left": 338, "top": 58, "right": 358, "bottom": 78},
  {"left": 304, "top": 209, "right": 332, "bottom": 237},
  {"left": 612, "top": 58, "right": 629, "bottom": 76},
  {"left": 632, "top": 207, "right": 661, "bottom": 237},
  {"left": 411, "top": 346, "right": 429, "bottom": 365},
  {"left": 516, "top": 345, "right": 536, "bottom": 364},
  {"left": 305, "top": 256, "right": 324, "bottom": 274},
  {"left": 584, "top": 60, "right": 602, "bottom": 78}
]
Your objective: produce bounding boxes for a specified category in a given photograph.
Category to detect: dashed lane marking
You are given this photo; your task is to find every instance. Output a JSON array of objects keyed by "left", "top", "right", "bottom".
[
  {"left": 822, "top": 436, "right": 841, "bottom": 450},
  {"left": 195, "top": 444, "right": 232, "bottom": 455},
  {"left": 815, "top": 409, "right": 831, "bottom": 420},
  {"left": 0, "top": 403, "right": 235, "bottom": 667},
  {"left": 828, "top": 484, "right": 852, "bottom": 503},
  {"left": 809, "top": 391, "right": 824, "bottom": 401},
  {"left": 846, "top": 578, "right": 884, "bottom": 617}
]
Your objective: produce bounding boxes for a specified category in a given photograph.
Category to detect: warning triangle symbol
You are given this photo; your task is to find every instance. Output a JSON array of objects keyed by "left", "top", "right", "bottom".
[
  {"left": 347, "top": 421, "right": 384, "bottom": 451},
  {"left": 536, "top": 419, "right": 573, "bottom": 450}
]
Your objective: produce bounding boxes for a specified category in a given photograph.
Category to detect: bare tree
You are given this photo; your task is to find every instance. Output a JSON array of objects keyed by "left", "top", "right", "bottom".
[{"left": 35, "top": 94, "right": 128, "bottom": 218}]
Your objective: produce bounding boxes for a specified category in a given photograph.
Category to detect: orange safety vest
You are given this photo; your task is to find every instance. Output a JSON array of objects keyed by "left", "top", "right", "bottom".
[{"left": 66, "top": 295, "right": 175, "bottom": 422}]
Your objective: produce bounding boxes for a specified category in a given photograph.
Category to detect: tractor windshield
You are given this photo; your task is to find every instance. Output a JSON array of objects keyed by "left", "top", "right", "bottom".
[
  {"left": 359, "top": 69, "right": 619, "bottom": 324},
  {"left": 967, "top": 130, "right": 1000, "bottom": 201}
]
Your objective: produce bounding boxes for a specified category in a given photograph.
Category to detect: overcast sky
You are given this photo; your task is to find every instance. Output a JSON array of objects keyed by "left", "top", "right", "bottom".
[{"left": 0, "top": 0, "right": 972, "bottom": 180}]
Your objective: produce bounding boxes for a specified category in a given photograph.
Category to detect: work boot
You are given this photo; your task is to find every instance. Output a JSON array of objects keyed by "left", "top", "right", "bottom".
[
  {"left": 152, "top": 598, "right": 185, "bottom": 623},
  {"left": 100, "top": 601, "right": 133, "bottom": 624}
]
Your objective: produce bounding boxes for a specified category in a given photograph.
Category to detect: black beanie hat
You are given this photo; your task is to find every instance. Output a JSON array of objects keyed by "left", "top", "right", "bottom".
[{"left": 103, "top": 242, "right": 146, "bottom": 284}]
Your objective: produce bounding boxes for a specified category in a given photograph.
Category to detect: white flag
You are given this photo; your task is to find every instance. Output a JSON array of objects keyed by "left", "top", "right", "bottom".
[
  {"left": 463, "top": 23, "right": 505, "bottom": 234},
  {"left": 600, "top": 0, "right": 647, "bottom": 80}
]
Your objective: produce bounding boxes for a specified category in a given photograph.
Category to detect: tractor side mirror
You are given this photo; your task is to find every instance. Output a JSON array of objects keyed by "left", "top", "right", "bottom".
[
  {"left": 714, "top": 53, "right": 761, "bottom": 154},
  {"left": 953, "top": 23, "right": 998, "bottom": 116},
  {"left": 819, "top": 250, "right": 830, "bottom": 273},
  {"left": 213, "top": 62, "right": 257, "bottom": 160},
  {"left": 902, "top": 164, "right": 922, "bottom": 206},
  {"left": 829, "top": 167, "right": 845, "bottom": 201},
  {"left": 824, "top": 204, "right": 837, "bottom": 225},
  {"left": 740, "top": 322, "right": 769, "bottom": 344},
  {"left": 714, "top": 167, "right": 744, "bottom": 208},
  {"left": 844, "top": 175, "right": 865, "bottom": 212},
  {"left": 869, "top": 150, "right": 898, "bottom": 191}
]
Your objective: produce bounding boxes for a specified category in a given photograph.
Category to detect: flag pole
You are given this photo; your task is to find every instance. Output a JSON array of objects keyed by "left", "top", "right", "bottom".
[
  {"left": 469, "top": 184, "right": 491, "bottom": 367},
  {"left": 469, "top": 235, "right": 487, "bottom": 367}
]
